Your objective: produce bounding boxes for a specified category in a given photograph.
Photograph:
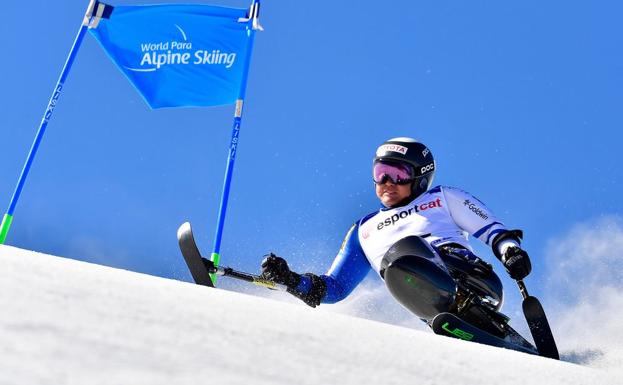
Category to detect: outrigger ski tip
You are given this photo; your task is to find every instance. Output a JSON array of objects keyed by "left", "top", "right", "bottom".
[
  {"left": 520, "top": 291, "right": 560, "bottom": 359},
  {"left": 177, "top": 222, "right": 215, "bottom": 287},
  {"left": 177, "top": 221, "right": 289, "bottom": 291}
]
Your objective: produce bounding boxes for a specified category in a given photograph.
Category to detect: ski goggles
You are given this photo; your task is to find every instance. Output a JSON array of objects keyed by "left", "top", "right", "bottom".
[{"left": 373, "top": 161, "right": 414, "bottom": 185}]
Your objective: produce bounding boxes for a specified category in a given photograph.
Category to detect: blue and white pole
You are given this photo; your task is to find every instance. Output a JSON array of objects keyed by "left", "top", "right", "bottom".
[
  {"left": 0, "top": 0, "right": 108, "bottom": 244},
  {"left": 210, "top": 0, "right": 262, "bottom": 284}
]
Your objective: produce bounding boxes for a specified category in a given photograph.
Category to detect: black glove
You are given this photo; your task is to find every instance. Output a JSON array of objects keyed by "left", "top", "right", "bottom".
[
  {"left": 260, "top": 253, "right": 327, "bottom": 308},
  {"left": 501, "top": 246, "right": 532, "bottom": 280},
  {"left": 260, "top": 253, "right": 301, "bottom": 289}
]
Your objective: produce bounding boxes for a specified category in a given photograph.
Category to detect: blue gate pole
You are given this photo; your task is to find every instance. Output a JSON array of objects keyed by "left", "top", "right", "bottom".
[
  {"left": 210, "top": 0, "right": 261, "bottom": 283},
  {"left": 0, "top": 0, "right": 101, "bottom": 244}
]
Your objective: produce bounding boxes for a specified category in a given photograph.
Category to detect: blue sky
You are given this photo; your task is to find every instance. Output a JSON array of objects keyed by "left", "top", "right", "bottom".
[{"left": 1, "top": 0, "right": 622, "bottom": 317}]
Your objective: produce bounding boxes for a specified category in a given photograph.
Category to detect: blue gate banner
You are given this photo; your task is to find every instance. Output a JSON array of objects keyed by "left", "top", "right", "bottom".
[{"left": 89, "top": 4, "right": 252, "bottom": 109}]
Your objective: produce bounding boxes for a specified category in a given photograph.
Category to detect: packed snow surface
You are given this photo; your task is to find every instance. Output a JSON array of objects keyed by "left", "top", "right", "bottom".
[{"left": 0, "top": 245, "right": 620, "bottom": 385}]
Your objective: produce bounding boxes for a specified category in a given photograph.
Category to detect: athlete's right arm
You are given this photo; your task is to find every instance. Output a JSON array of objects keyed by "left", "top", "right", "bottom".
[
  {"left": 292, "top": 223, "right": 371, "bottom": 305},
  {"left": 322, "top": 223, "right": 372, "bottom": 303}
]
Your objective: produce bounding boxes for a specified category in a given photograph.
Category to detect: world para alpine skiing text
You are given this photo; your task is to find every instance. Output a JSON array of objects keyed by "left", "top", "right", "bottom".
[{"left": 139, "top": 41, "right": 236, "bottom": 69}]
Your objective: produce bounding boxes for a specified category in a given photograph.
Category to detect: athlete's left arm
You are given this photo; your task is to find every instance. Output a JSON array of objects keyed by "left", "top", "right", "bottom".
[
  {"left": 442, "top": 186, "right": 531, "bottom": 279},
  {"left": 442, "top": 186, "right": 522, "bottom": 253}
]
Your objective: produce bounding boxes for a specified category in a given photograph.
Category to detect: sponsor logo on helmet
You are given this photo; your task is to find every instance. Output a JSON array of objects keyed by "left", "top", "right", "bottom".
[
  {"left": 422, "top": 148, "right": 430, "bottom": 157},
  {"left": 420, "top": 162, "right": 435, "bottom": 175},
  {"left": 463, "top": 199, "right": 489, "bottom": 220},
  {"left": 377, "top": 144, "right": 408, "bottom": 156},
  {"left": 376, "top": 198, "right": 443, "bottom": 231}
]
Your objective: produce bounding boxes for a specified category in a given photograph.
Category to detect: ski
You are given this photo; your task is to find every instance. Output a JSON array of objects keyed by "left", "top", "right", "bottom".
[
  {"left": 177, "top": 222, "right": 215, "bottom": 287},
  {"left": 522, "top": 295, "right": 560, "bottom": 359},
  {"left": 431, "top": 312, "right": 538, "bottom": 355}
]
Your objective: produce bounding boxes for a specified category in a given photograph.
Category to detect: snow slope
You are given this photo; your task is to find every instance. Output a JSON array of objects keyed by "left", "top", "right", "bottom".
[{"left": 0, "top": 245, "right": 619, "bottom": 385}]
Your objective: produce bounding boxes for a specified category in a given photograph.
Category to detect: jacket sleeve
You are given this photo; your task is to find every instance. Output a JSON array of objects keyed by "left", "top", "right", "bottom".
[
  {"left": 294, "top": 223, "right": 371, "bottom": 304},
  {"left": 442, "top": 186, "right": 513, "bottom": 248}
]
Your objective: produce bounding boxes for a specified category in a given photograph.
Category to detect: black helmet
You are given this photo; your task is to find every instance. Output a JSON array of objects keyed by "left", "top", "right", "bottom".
[{"left": 373, "top": 137, "right": 435, "bottom": 199}]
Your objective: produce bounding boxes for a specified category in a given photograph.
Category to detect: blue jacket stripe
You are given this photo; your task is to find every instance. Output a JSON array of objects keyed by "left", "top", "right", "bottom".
[
  {"left": 428, "top": 185, "right": 442, "bottom": 194},
  {"left": 473, "top": 221, "right": 502, "bottom": 239}
]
